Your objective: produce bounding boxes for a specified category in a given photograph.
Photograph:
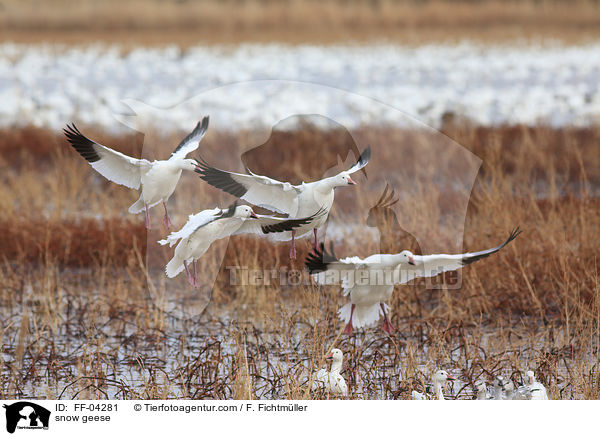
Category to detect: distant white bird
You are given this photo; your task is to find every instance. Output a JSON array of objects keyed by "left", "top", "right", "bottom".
[
  {"left": 160, "top": 202, "right": 323, "bottom": 286},
  {"left": 195, "top": 146, "right": 371, "bottom": 258},
  {"left": 525, "top": 370, "right": 549, "bottom": 400},
  {"left": 510, "top": 381, "right": 535, "bottom": 400},
  {"left": 313, "top": 348, "right": 348, "bottom": 397},
  {"left": 491, "top": 376, "right": 507, "bottom": 400},
  {"left": 474, "top": 380, "right": 489, "bottom": 400},
  {"left": 305, "top": 228, "right": 521, "bottom": 334},
  {"left": 411, "top": 370, "right": 455, "bottom": 400},
  {"left": 64, "top": 116, "right": 209, "bottom": 230}
]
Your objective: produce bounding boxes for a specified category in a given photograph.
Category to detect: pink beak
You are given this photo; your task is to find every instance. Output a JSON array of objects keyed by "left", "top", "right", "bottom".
[
  {"left": 408, "top": 256, "right": 415, "bottom": 266},
  {"left": 446, "top": 375, "right": 456, "bottom": 381},
  {"left": 250, "top": 210, "right": 258, "bottom": 218},
  {"left": 347, "top": 177, "right": 356, "bottom": 185},
  {"left": 325, "top": 353, "right": 333, "bottom": 361}
]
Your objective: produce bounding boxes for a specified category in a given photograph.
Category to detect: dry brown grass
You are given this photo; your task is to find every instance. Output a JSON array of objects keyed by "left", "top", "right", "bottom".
[
  {"left": 1, "top": 0, "right": 600, "bottom": 46},
  {"left": 0, "top": 122, "right": 598, "bottom": 399}
]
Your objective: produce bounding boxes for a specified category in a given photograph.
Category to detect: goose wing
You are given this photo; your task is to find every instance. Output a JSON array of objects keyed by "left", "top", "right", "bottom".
[
  {"left": 345, "top": 145, "right": 371, "bottom": 175},
  {"left": 169, "top": 116, "right": 209, "bottom": 161},
  {"left": 305, "top": 242, "right": 372, "bottom": 286},
  {"left": 395, "top": 227, "right": 522, "bottom": 284},
  {"left": 234, "top": 208, "right": 326, "bottom": 236},
  {"left": 157, "top": 207, "right": 223, "bottom": 247},
  {"left": 195, "top": 159, "right": 302, "bottom": 215},
  {"left": 64, "top": 123, "right": 151, "bottom": 189}
]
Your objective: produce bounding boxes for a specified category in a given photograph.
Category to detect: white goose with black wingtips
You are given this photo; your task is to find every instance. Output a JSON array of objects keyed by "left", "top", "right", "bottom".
[
  {"left": 195, "top": 146, "right": 371, "bottom": 259},
  {"left": 64, "top": 116, "right": 210, "bottom": 230},
  {"left": 160, "top": 202, "right": 324, "bottom": 286},
  {"left": 306, "top": 228, "right": 521, "bottom": 335}
]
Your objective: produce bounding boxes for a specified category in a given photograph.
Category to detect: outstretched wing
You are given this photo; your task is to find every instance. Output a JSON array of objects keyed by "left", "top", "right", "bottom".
[
  {"left": 158, "top": 207, "right": 222, "bottom": 247},
  {"left": 395, "top": 227, "right": 522, "bottom": 284},
  {"left": 169, "top": 116, "right": 209, "bottom": 161},
  {"left": 235, "top": 208, "right": 326, "bottom": 236},
  {"left": 195, "top": 158, "right": 302, "bottom": 215},
  {"left": 345, "top": 145, "right": 371, "bottom": 175},
  {"left": 305, "top": 242, "right": 370, "bottom": 286},
  {"left": 64, "top": 123, "right": 151, "bottom": 189}
]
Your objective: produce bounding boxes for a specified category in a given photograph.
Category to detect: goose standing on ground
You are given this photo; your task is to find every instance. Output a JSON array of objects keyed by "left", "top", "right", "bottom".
[
  {"left": 313, "top": 349, "right": 348, "bottom": 397},
  {"left": 305, "top": 228, "right": 521, "bottom": 334},
  {"left": 64, "top": 116, "right": 210, "bottom": 230},
  {"left": 474, "top": 380, "right": 489, "bottom": 400},
  {"left": 525, "top": 370, "right": 549, "bottom": 400},
  {"left": 411, "top": 370, "right": 455, "bottom": 400},
  {"left": 159, "top": 202, "right": 324, "bottom": 286},
  {"left": 491, "top": 376, "right": 507, "bottom": 400},
  {"left": 195, "top": 146, "right": 371, "bottom": 259}
]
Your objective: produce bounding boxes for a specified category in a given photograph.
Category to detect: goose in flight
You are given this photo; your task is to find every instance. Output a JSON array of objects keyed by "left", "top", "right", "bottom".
[
  {"left": 411, "top": 370, "right": 455, "bottom": 400},
  {"left": 64, "top": 116, "right": 210, "bottom": 230},
  {"left": 313, "top": 348, "right": 348, "bottom": 397},
  {"left": 195, "top": 146, "right": 371, "bottom": 259},
  {"left": 305, "top": 228, "right": 521, "bottom": 334},
  {"left": 159, "top": 202, "right": 324, "bottom": 286}
]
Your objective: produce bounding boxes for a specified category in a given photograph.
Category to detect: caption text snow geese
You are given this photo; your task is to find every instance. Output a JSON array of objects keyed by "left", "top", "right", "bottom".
[
  {"left": 305, "top": 228, "right": 521, "bottom": 334},
  {"left": 64, "top": 116, "right": 210, "bottom": 230}
]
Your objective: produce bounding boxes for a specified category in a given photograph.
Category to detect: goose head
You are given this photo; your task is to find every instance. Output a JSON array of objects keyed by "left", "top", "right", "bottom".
[
  {"left": 325, "top": 349, "right": 344, "bottom": 371},
  {"left": 397, "top": 250, "right": 416, "bottom": 266},
  {"left": 433, "top": 370, "right": 455, "bottom": 385},
  {"left": 526, "top": 370, "right": 536, "bottom": 385},
  {"left": 234, "top": 205, "right": 258, "bottom": 219},
  {"left": 331, "top": 172, "right": 357, "bottom": 188}
]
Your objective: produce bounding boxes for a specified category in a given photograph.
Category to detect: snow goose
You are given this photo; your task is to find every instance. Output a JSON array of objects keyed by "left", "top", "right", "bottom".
[
  {"left": 411, "top": 370, "right": 455, "bottom": 400},
  {"left": 160, "top": 202, "right": 324, "bottom": 286},
  {"left": 313, "top": 349, "right": 348, "bottom": 397},
  {"left": 195, "top": 146, "right": 371, "bottom": 259},
  {"left": 491, "top": 376, "right": 507, "bottom": 400},
  {"left": 525, "top": 370, "right": 549, "bottom": 400},
  {"left": 474, "top": 380, "right": 489, "bottom": 400},
  {"left": 64, "top": 116, "right": 209, "bottom": 230},
  {"left": 305, "top": 228, "right": 521, "bottom": 334}
]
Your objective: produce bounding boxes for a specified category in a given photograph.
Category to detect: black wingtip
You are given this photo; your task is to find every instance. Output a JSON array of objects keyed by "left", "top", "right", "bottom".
[
  {"left": 63, "top": 123, "right": 101, "bottom": 163},
  {"left": 305, "top": 241, "right": 337, "bottom": 274},
  {"left": 194, "top": 156, "right": 249, "bottom": 198},
  {"left": 505, "top": 226, "right": 522, "bottom": 245},
  {"left": 359, "top": 145, "right": 372, "bottom": 166}
]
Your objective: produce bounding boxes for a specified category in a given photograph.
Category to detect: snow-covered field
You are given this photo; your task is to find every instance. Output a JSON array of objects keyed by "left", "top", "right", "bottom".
[{"left": 1, "top": 42, "right": 599, "bottom": 131}]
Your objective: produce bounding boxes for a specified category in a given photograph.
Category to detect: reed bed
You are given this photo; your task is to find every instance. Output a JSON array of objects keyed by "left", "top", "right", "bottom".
[
  {"left": 0, "top": 122, "right": 598, "bottom": 399},
  {"left": 1, "top": 0, "right": 600, "bottom": 45}
]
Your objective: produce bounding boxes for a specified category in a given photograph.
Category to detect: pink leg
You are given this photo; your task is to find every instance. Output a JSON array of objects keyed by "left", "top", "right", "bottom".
[
  {"left": 343, "top": 304, "right": 355, "bottom": 335},
  {"left": 193, "top": 260, "right": 198, "bottom": 288},
  {"left": 313, "top": 228, "right": 319, "bottom": 251},
  {"left": 381, "top": 303, "right": 395, "bottom": 334},
  {"left": 290, "top": 230, "right": 297, "bottom": 259},
  {"left": 145, "top": 204, "right": 151, "bottom": 229},
  {"left": 184, "top": 261, "right": 194, "bottom": 286},
  {"left": 162, "top": 202, "right": 173, "bottom": 230}
]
